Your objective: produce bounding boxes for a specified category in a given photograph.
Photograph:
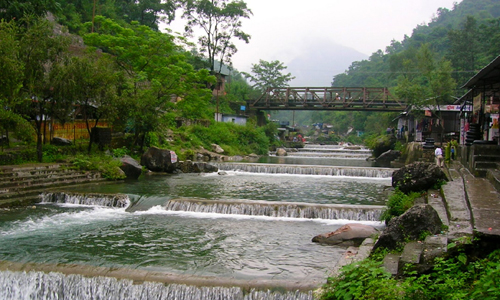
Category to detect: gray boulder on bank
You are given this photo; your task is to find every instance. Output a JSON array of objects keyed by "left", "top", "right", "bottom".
[
  {"left": 119, "top": 155, "right": 142, "bottom": 180},
  {"left": 211, "top": 144, "right": 225, "bottom": 154},
  {"left": 392, "top": 162, "right": 447, "bottom": 194},
  {"left": 374, "top": 204, "right": 443, "bottom": 251},
  {"left": 312, "top": 223, "right": 379, "bottom": 247},
  {"left": 177, "top": 160, "right": 218, "bottom": 173},
  {"left": 141, "top": 147, "right": 178, "bottom": 173},
  {"left": 376, "top": 150, "right": 401, "bottom": 163}
]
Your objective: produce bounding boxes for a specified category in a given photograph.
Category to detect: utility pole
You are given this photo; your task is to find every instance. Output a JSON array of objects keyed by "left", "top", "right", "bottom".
[{"left": 91, "top": 0, "right": 97, "bottom": 33}]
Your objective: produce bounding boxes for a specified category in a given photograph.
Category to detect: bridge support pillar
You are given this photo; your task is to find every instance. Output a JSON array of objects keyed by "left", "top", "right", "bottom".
[{"left": 256, "top": 110, "right": 267, "bottom": 126}]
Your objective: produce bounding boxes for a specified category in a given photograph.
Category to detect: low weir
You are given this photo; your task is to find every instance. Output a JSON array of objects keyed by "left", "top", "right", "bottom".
[
  {"left": 165, "top": 198, "right": 384, "bottom": 221},
  {"left": 214, "top": 163, "right": 394, "bottom": 178},
  {"left": 0, "top": 268, "right": 314, "bottom": 300},
  {"left": 39, "top": 192, "right": 130, "bottom": 208}
]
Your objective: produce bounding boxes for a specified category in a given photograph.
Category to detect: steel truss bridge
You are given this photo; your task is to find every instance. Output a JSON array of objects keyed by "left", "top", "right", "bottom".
[{"left": 248, "top": 87, "right": 408, "bottom": 111}]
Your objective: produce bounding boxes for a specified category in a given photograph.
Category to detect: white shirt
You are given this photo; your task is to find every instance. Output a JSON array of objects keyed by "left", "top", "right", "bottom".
[{"left": 435, "top": 148, "right": 443, "bottom": 156}]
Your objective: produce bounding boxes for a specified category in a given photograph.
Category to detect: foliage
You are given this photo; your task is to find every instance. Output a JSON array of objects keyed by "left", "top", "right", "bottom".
[
  {"left": 180, "top": 0, "right": 252, "bottom": 74},
  {"left": 84, "top": 16, "right": 214, "bottom": 150},
  {"left": 242, "top": 59, "right": 295, "bottom": 92},
  {"left": 380, "top": 188, "right": 422, "bottom": 223},
  {"left": 54, "top": 0, "right": 177, "bottom": 32},
  {"left": 321, "top": 259, "right": 406, "bottom": 300},
  {"left": 71, "top": 154, "right": 126, "bottom": 180},
  {"left": 175, "top": 121, "right": 270, "bottom": 155},
  {"left": 319, "top": 245, "right": 500, "bottom": 300},
  {"left": 364, "top": 133, "right": 396, "bottom": 157},
  {"left": 14, "top": 16, "right": 72, "bottom": 162},
  {"left": 0, "top": 0, "right": 61, "bottom": 21}
]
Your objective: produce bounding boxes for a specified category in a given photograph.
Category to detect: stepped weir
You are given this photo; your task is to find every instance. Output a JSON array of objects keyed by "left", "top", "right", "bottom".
[
  {"left": 165, "top": 198, "right": 384, "bottom": 221},
  {"left": 214, "top": 163, "right": 394, "bottom": 178},
  {"left": 39, "top": 192, "right": 130, "bottom": 208}
]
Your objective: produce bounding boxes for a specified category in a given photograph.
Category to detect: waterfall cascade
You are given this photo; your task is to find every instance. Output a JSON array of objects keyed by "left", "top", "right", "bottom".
[
  {"left": 165, "top": 198, "right": 384, "bottom": 221},
  {"left": 39, "top": 192, "right": 130, "bottom": 208},
  {"left": 0, "top": 270, "right": 313, "bottom": 300},
  {"left": 214, "top": 163, "right": 394, "bottom": 178}
]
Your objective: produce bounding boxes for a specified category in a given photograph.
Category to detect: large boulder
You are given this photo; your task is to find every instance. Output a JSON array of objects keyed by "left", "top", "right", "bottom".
[
  {"left": 376, "top": 150, "right": 401, "bottom": 164},
  {"left": 373, "top": 204, "right": 443, "bottom": 251},
  {"left": 392, "top": 162, "right": 447, "bottom": 194},
  {"left": 178, "top": 161, "right": 218, "bottom": 173},
  {"left": 370, "top": 134, "right": 397, "bottom": 157},
  {"left": 312, "top": 223, "right": 378, "bottom": 247},
  {"left": 140, "top": 147, "right": 178, "bottom": 173},
  {"left": 119, "top": 155, "right": 142, "bottom": 180},
  {"left": 211, "top": 144, "right": 225, "bottom": 154},
  {"left": 276, "top": 148, "right": 287, "bottom": 156}
]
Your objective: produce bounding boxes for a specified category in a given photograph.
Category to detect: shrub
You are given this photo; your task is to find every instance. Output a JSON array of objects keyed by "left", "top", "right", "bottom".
[
  {"left": 380, "top": 188, "right": 422, "bottom": 223},
  {"left": 321, "top": 259, "right": 406, "bottom": 300}
]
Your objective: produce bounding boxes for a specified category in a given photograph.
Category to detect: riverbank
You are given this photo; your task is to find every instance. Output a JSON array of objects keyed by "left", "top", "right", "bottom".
[{"left": 321, "top": 159, "right": 500, "bottom": 299}]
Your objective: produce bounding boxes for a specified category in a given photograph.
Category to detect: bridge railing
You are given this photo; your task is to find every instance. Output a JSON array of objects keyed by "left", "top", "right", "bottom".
[{"left": 249, "top": 87, "right": 407, "bottom": 111}]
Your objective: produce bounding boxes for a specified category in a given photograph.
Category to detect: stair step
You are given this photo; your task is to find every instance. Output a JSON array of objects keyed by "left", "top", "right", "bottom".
[
  {"left": 382, "top": 253, "right": 400, "bottom": 276},
  {"left": 401, "top": 241, "right": 424, "bottom": 264},
  {"left": 422, "top": 235, "right": 447, "bottom": 264},
  {"left": 0, "top": 177, "right": 108, "bottom": 202},
  {"left": 427, "top": 190, "right": 449, "bottom": 227},
  {"left": 0, "top": 172, "right": 100, "bottom": 190}
]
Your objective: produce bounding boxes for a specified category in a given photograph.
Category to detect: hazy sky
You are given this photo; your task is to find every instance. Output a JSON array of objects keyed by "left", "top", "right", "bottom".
[{"left": 165, "top": 0, "right": 460, "bottom": 85}]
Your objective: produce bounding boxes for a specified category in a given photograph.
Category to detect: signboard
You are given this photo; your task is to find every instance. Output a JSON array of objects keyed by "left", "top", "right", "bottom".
[{"left": 474, "top": 94, "right": 482, "bottom": 113}]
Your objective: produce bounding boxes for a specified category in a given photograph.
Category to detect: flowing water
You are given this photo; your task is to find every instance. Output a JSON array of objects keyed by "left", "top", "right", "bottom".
[{"left": 0, "top": 144, "right": 394, "bottom": 299}]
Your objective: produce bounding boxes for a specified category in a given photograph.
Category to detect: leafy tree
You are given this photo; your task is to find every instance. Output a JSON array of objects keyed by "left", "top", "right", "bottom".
[
  {"left": 0, "top": 0, "right": 61, "bottom": 21},
  {"left": 180, "top": 0, "right": 252, "bottom": 75},
  {"left": 394, "top": 44, "right": 456, "bottom": 143},
  {"left": 447, "top": 16, "right": 482, "bottom": 87},
  {"left": 52, "top": 50, "right": 122, "bottom": 152},
  {"left": 14, "top": 17, "right": 71, "bottom": 162},
  {"left": 84, "top": 16, "right": 214, "bottom": 150},
  {"left": 55, "top": 0, "right": 178, "bottom": 33},
  {"left": 242, "top": 59, "right": 295, "bottom": 92}
]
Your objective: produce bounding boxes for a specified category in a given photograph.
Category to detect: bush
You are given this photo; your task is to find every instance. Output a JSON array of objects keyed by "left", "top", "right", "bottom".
[
  {"left": 321, "top": 259, "right": 406, "bottom": 300},
  {"left": 380, "top": 188, "right": 422, "bottom": 223},
  {"left": 71, "top": 154, "right": 125, "bottom": 180}
]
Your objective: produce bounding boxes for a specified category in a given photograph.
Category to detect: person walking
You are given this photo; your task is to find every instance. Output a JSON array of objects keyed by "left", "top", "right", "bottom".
[{"left": 435, "top": 147, "right": 444, "bottom": 168}]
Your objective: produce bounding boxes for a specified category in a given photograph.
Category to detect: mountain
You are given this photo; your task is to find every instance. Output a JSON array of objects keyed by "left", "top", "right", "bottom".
[{"left": 286, "top": 38, "right": 368, "bottom": 87}]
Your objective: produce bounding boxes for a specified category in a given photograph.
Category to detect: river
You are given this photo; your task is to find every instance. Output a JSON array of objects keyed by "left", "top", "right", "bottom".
[{"left": 0, "top": 144, "right": 393, "bottom": 299}]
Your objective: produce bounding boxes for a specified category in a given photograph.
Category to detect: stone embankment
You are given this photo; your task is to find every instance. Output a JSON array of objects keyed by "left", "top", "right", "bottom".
[
  {"left": 0, "top": 163, "right": 108, "bottom": 208},
  {"left": 331, "top": 160, "right": 500, "bottom": 277}
]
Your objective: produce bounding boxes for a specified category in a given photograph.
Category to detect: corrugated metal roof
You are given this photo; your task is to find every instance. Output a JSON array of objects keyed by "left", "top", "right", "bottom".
[{"left": 461, "top": 55, "right": 500, "bottom": 88}]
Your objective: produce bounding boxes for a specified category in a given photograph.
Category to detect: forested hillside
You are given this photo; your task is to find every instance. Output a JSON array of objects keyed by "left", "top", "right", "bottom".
[{"left": 291, "top": 0, "right": 500, "bottom": 139}]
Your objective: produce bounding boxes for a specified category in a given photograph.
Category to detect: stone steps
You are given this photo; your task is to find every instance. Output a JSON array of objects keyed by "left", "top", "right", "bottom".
[{"left": 0, "top": 164, "right": 110, "bottom": 208}]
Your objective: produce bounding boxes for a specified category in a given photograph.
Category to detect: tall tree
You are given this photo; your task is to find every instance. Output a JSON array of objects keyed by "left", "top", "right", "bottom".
[
  {"left": 395, "top": 44, "right": 456, "bottom": 142},
  {"left": 84, "top": 16, "right": 214, "bottom": 150},
  {"left": 447, "top": 16, "right": 481, "bottom": 87},
  {"left": 180, "top": 0, "right": 252, "bottom": 75},
  {"left": 15, "top": 17, "right": 71, "bottom": 161},
  {"left": 0, "top": 20, "right": 35, "bottom": 146},
  {"left": 243, "top": 59, "right": 295, "bottom": 92}
]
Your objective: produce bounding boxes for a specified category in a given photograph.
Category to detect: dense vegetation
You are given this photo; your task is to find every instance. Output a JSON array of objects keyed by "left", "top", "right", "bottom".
[{"left": 0, "top": 0, "right": 272, "bottom": 164}]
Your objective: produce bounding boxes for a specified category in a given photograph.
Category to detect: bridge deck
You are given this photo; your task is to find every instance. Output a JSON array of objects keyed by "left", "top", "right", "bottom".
[{"left": 248, "top": 87, "right": 407, "bottom": 111}]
